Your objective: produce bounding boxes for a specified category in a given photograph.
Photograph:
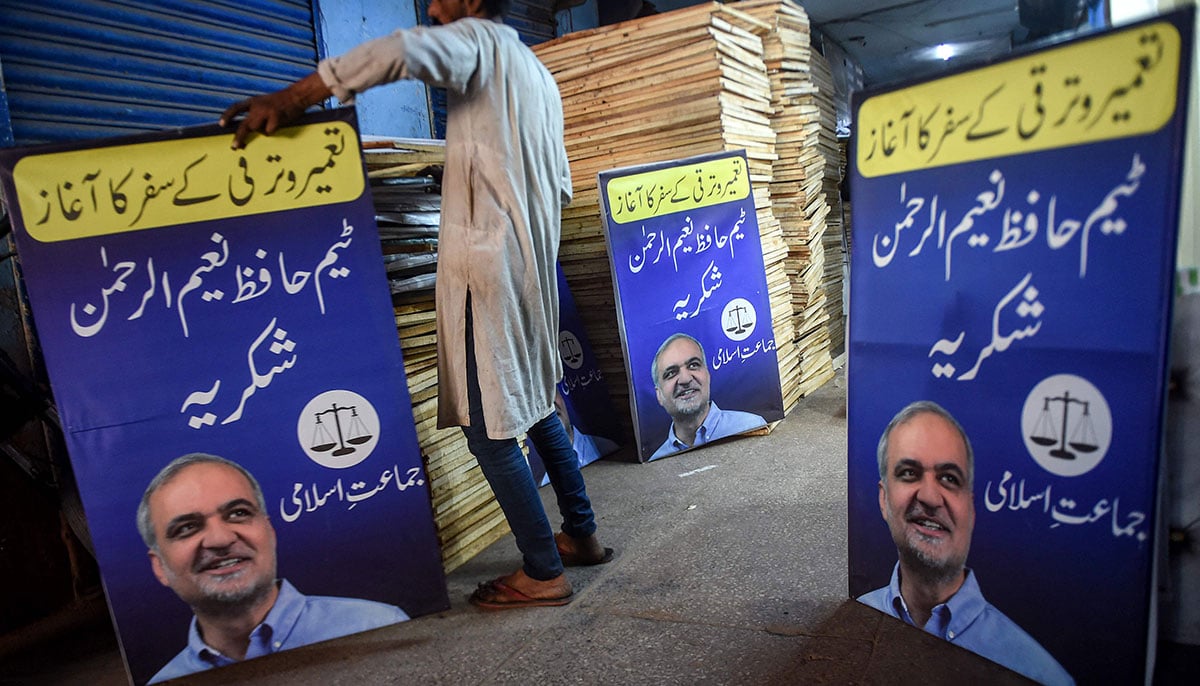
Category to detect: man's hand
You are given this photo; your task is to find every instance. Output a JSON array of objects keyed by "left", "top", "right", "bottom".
[{"left": 219, "top": 72, "right": 334, "bottom": 149}]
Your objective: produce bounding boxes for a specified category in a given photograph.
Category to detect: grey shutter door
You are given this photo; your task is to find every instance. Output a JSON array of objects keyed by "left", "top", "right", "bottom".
[
  {"left": 0, "top": 0, "right": 320, "bottom": 146},
  {"left": 508, "top": 0, "right": 558, "bottom": 45}
]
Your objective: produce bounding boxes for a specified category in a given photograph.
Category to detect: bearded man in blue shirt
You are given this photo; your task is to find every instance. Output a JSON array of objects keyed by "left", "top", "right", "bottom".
[
  {"left": 650, "top": 333, "right": 766, "bottom": 459},
  {"left": 857, "top": 401, "right": 1074, "bottom": 686},
  {"left": 137, "top": 453, "right": 409, "bottom": 683}
]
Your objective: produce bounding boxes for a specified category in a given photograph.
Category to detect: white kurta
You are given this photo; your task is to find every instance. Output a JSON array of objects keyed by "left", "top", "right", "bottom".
[{"left": 318, "top": 19, "right": 571, "bottom": 439}]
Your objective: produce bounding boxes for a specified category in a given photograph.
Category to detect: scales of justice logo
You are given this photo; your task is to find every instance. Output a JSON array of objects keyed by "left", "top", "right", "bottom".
[
  {"left": 296, "top": 389, "right": 380, "bottom": 468},
  {"left": 721, "top": 297, "right": 756, "bottom": 342},
  {"left": 559, "top": 330, "right": 585, "bottom": 370},
  {"left": 1021, "top": 374, "right": 1112, "bottom": 477}
]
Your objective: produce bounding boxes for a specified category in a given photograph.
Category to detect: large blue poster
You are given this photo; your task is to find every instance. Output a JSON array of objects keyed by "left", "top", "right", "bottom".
[
  {"left": 599, "top": 150, "right": 785, "bottom": 462},
  {"left": 0, "top": 109, "right": 449, "bottom": 685},
  {"left": 847, "top": 11, "right": 1193, "bottom": 685}
]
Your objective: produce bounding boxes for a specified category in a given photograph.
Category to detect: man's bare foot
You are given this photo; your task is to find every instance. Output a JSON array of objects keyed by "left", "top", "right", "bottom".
[{"left": 555, "top": 532, "right": 614, "bottom": 566}]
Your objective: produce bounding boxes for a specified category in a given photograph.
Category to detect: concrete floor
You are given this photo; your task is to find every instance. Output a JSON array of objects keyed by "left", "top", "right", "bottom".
[{"left": 3, "top": 370, "right": 1196, "bottom": 685}]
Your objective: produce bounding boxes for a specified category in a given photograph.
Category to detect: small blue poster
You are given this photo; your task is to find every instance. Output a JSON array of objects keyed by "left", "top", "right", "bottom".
[
  {"left": 598, "top": 150, "right": 785, "bottom": 462},
  {"left": 0, "top": 109, "right": 449, "bottom": 685},
  {"left": 847, "top": 10, "right": 1193, "bottom": 685},
  {"left": 525, "top": 264, "right": 622, "bottom": 485}
]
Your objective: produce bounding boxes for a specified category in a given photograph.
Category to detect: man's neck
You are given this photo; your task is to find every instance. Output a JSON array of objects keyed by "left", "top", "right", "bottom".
[
  {"left": 465, "top": 1, "right": 498, "bottom": 22},
  {"left": 897, "top": 564, "right": 966, "bottom": 629},
  {"left": 672, "top": 403, "right": 712, "bottom": 447},
  {"left": 194, "top": 583, "right": 280, "bottom": 660}
]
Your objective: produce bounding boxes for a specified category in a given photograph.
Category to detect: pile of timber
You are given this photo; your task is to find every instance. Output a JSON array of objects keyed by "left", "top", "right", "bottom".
[
  {"left": 533, "top": 1, "right": 806, "bottom": 426},
  {"left": 737, "top": 0, "right": 836, "bottom": 395},
  {"left": 822, "top": 134, "right": 849, "bottom": 359},
  {"left": 810, "top": 48, "right": 847, "bottom": 359},
  {"left": 364, "top": 139, "right": 509, "bottom": 572}
]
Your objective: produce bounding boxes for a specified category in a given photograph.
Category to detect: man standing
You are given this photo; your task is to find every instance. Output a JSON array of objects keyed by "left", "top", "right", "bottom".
[
  {"left": 138, "top": 454, "right": 408, "bottom": 683},
  {"left": 650, "top": 333, "right": 765, "bottom": 458},
  {"left": 221, "top": 0, "right": 609, "bottom": 609},
  {"left": 858, "top": 401, "right": 1073, "bottom": 685}
]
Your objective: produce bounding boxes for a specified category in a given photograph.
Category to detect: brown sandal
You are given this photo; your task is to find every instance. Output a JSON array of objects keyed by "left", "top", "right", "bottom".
[
  {"left": 555, "top": 532, "right": 615, "bottom": 566},
  {"left": 468, "top": 578, "right": 573, "bottom": 610}
]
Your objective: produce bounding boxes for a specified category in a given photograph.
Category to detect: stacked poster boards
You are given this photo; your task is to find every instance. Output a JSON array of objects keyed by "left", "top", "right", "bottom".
[
  {"left": 847, "top": 10, "right": 1193, "bottom": 684},
  {"left": 599, "top": 150, "right": 785, "bottom": 462},
  {"left": 0, "top": 109, "right": 449, "bottom": 685}
]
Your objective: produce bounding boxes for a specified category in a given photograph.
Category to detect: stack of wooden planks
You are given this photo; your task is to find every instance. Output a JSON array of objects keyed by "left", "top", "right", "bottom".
[
  {"left": 810, "top": 48, "right": 847, "bottom": 359},
  {"left": 364, "top": 139, "right": 510, "bottom": 572},
  {"left": 534, "top": 1, "right": 807, "bottom": 428},
  {"left": 736, "top": 0, "right": 836, "bottom": 397}
]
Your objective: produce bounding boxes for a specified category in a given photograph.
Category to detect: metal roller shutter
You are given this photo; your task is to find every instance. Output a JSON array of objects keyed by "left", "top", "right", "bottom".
[
  {"left": 508, "top": 0, "right": 558, "bottom": 45},
  {"left": 0, "top": 0, "right": 319, "bottom": 146}
]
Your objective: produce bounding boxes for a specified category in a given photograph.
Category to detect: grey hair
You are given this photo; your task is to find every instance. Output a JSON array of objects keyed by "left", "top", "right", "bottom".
[
  {"left": 651, "top": 333, "right": 706, "bottom": 387},
  {"left": 136, "top": 453, "right": 267, "bottom": 550},
  {"left": 876, "top": 400, "right": 974, "bottom": 488}
]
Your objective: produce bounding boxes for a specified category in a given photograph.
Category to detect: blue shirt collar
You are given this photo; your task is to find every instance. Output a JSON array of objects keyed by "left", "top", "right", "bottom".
[
  {"left": 884, "top": 562, "right": 988, "bottom": 640},
  {"left": 186, "top": 578, "right": 304, "bottom": 666},
  {"left": 666, "top": 401, "right": 723, "bottom": 450}
]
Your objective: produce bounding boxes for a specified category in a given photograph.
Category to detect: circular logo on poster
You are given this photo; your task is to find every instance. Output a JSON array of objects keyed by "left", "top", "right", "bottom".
[
  {"left": 1020, "top": 374, "right": 1112, "bottom": 477},
  {"left": 296, "top": 390, "right": 380, "bottom": 469},
  {"left": 559, "top": 330, "right": 585, "bottom": 370},
  {"left": 721, "top": 298, "right": 757, "bottom": 342}
]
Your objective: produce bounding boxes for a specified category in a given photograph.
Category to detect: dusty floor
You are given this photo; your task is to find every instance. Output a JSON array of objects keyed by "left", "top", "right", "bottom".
[{"left": 3, "top": 370, "right": 1197, "bottom": 685}]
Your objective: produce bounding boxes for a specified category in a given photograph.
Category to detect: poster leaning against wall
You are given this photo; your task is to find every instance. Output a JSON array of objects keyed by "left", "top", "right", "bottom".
[
  {"left": 0, "top": 108, "right": 449, "bottom": 685},
  {"left": 847, "top": 9, "right": 1194, "bottom": 685},
  {"left": 598, "top": 150, "right": 785, "bottom": 462}
]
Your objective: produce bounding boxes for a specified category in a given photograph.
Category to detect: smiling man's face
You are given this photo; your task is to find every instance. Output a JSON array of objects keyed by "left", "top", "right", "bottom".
[
  {"left": 654, "top": 336, "right": 711, "bottom": 421},
  {"left": 879, "top": 411, "right": 975, "bottom": 579},
  {"left": 148, "top": 462, "right": 277, "bottom": 613}
]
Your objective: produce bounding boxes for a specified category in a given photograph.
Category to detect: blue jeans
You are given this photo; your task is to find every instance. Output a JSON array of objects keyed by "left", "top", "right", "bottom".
[{"left": 461, "top": 302, "right": 597, "bottom": 580}]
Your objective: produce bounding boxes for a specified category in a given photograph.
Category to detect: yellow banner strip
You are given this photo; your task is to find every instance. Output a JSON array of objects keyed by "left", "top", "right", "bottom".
[
  {"left": 857, "top": 21, "right": 1181, "bottom": 178},
  {"left": 605, "top": 154, "right": 751, "bottom": 224},
  {"left": 13, "top": 122, "right": 365, "bottom": 242}
]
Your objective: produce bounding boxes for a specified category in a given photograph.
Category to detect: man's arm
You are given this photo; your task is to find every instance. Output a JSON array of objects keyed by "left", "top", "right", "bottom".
[{"left": 219, "top": 72, "right": 333, "bottom": 150}]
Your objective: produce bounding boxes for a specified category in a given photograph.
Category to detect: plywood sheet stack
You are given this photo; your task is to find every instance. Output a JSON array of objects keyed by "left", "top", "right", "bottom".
[
  {"left": 839, "top": 136, "right": 853, "bottom": 256},
  {"left": 534, "top": 2, "right": 805, "bottom": 426},
  {"left": 364, "top": 140, "right": 509, "bottom": 572},
  {"left": 735, "top": 0, "right": 835, "bottom": 397},
  {"left": 821, "top": 136, "right": 850, "bottom": 360},
  {"left": 810, "top": 48, "right": 847, "bottom": 359}
]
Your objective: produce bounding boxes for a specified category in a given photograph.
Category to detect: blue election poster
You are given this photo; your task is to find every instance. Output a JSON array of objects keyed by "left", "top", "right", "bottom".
[
  {"left": 598, "top": 150, "right": 785, "bottom": 462},
  {"left": 847, "top": 10, "right": 1193, "bottom": 685},
  {"left": 525, "top": 264, "right": 622, "bottom": 485},
  {"left": 0, "top": 109, "right": 449, "bottom": 685}
]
